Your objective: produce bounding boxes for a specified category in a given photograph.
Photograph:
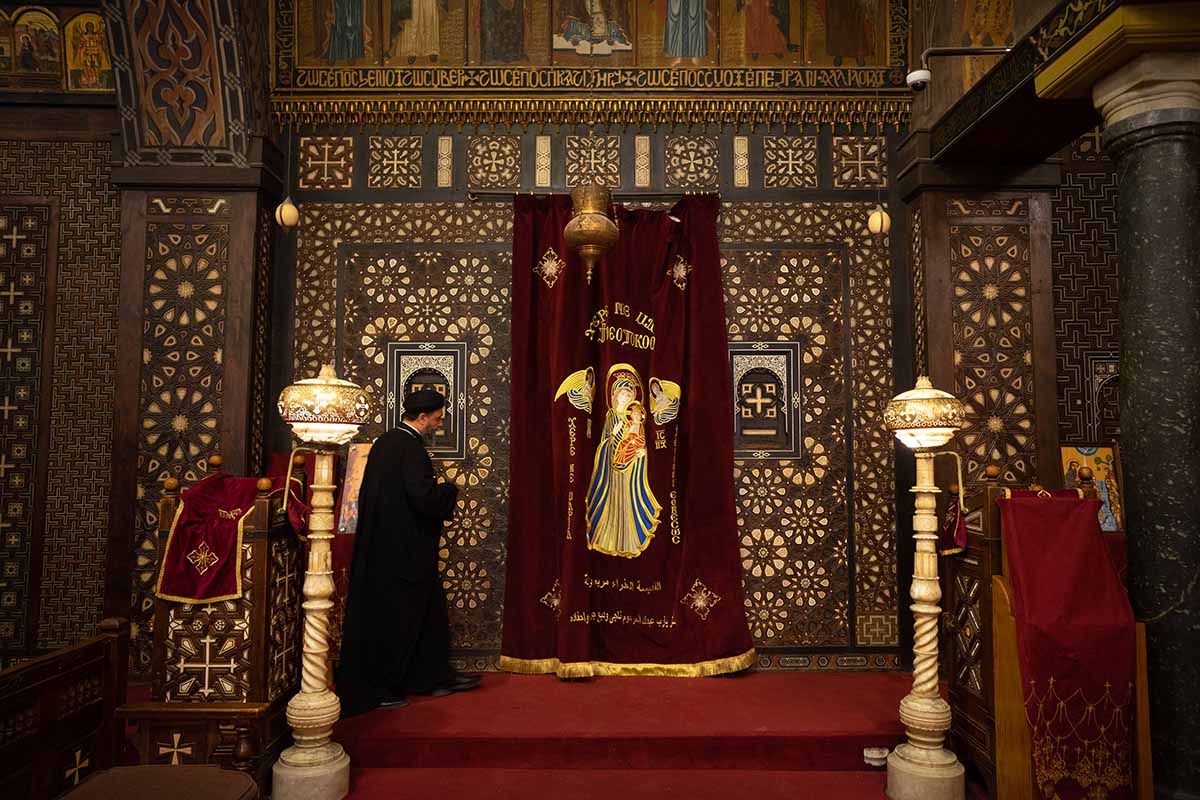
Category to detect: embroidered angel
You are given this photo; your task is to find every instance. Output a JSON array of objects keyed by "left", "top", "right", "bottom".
[
  {"left": 554, "top": 366, "right": 596, "bottom": 414},
  {"left": 648, "top": 377, "right": 682, "bottom": 425},
  {"left": 585, "top": 365, "right": 661, "bottom": 558}
]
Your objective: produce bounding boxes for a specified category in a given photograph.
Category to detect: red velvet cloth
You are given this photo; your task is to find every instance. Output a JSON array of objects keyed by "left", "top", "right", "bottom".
[
  {"left": 268, "top": 451, "right": 314, "bottom": 535},
  {"left": 997, "top": 491, "right": 1135, "bottom": 799},
  {"left": 501, "top": 194, "right": 754, "bottom": 675},
  {"left": 155, "top": 474, "right": 260, "bottom": 603},
  {"left": 938, "top": 499, "right": 966, "bottom": 555}
]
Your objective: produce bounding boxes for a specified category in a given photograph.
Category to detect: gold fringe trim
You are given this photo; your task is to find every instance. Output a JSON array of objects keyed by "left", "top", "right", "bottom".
[
  {"left": 498, "top": 648, "right": 757, "bottom": 678},
  {"left": 272, "top": 96, "right": 911, "bottom": 129}
]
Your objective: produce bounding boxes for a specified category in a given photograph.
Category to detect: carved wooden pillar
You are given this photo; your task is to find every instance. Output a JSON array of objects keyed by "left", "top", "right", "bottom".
[
  {"left": 102, "top": 0, "right": 279, "bottom": 676},
  {"left": 898, "top": 143, "right": 1062, "bottom": 494}
]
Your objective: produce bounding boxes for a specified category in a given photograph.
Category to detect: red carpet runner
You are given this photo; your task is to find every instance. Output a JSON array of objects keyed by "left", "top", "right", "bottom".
[{"left": 337, "top": 672, "right": 908, "bottom": 772}]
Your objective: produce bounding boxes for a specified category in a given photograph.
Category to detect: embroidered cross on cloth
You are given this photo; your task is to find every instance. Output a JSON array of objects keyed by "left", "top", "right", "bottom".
[{"left": 155, "top": 474, "right": 260, "bottom": 603}]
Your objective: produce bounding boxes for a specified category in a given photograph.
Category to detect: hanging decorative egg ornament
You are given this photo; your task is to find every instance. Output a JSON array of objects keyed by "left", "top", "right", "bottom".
[
  {"left": 868, "top": 204, "right": 891, "bottom": 236},
  {"left": 275, "top": 196, "right": 300, "bottom": 229}
]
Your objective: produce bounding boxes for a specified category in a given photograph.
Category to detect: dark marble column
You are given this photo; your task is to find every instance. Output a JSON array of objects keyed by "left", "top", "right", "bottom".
[{"left": 1104, "top": 102, "right": 1200, "bottom": 800}]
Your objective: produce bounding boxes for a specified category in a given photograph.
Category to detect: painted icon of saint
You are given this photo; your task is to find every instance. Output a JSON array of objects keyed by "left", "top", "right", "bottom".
[{"left": 585, "top": 365, "right": 661, "bottom": 558}]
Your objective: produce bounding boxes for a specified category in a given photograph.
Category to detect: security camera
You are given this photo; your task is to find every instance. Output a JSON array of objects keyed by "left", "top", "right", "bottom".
[{"left": 906, "top": 69, "right": 931, "bottom": 92}]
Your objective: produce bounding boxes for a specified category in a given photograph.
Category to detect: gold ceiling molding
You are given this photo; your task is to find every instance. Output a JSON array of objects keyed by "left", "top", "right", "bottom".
[
  {"left": 270, "top": 95, "right": 912, "bottom": 129},
  {"left": 1035, "top": 2, "right": 1200, "bottom": 99}
]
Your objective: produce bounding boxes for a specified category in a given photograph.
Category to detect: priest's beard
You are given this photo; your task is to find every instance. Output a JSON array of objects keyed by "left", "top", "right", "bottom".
[{"left": 422, "top": 429, "right": 436, "bottom": 447}]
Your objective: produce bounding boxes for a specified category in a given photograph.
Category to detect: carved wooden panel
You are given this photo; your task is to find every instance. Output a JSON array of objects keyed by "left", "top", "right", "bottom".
[
  {"left": 0, "top": 200, "right": 54, "bottom": 654},
  {"left": 0, "top": 141, "right": 121, "bottom": 654},
  {"left": 948, "top": 199, "right": 1038, "bottom": 488},
  {"left": 134, "top": 202, "right": 230, "bottom": 673},
  {"left": 1052, "top": 135, "right": 1120, "bottom": 443}
]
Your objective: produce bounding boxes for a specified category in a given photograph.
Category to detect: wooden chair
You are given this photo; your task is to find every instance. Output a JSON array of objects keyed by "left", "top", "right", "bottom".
[
  {"left": 944, "top": 466, "right": 1152, "bottom": 798},
  {"left": 119, "top": 457, "right": 303, "bottom": 791},
  {"left": 0, "top": 618, "right": 128, "bottom": 799}
]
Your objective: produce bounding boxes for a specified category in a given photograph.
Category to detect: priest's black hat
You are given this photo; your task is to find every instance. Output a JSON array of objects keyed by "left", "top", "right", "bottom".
[{"left": 402, "top": 388, "right": 446, "bottom": 416}]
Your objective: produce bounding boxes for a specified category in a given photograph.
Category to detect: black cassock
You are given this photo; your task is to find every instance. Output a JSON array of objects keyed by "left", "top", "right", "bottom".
[{"left": 336, "top": 424, "right": 458, "bottom": 716}]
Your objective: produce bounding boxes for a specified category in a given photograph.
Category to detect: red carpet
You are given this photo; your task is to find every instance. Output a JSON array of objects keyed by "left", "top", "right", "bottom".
[
  {"left": 337, "top": 671, "right": 909, "bottom": 771},
  {"left": 348, "top": 768, "right": 889, "bottom": 799}
]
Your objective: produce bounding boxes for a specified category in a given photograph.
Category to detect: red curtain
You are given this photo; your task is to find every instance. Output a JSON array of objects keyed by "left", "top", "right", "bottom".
[
  {"left": 501, "top": 194, "right": 754, "bottom": 677},
  {"left": 997, "top": 491, "right": 1135, "bottom": 799}
]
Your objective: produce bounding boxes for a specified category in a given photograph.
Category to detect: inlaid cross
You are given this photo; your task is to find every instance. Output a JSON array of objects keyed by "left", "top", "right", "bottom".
[
  {"left": 774, "top": 150, "right": 809, "bottom": 177},
  {"left": 381, "top": 149, "right": 410, "bottom": 176},
  {"left": 2, "top": 227, "right": 24, "bottom": 250},
  {"left": 311, "top": 142, "right": 347, "bottom": 181},
  {"left": 64, "top": 750, "right": 90, "bottom": 786},
  {"left": 187, "top": 541, "right": 220, "bottom": 575},
  {"left": 742, "top": 385, "right": 776, "bottom": 416},
  {"left": 174, "top": 634, "right": 240, "bottom": 699},
  {"left": 0, "top": 396, "right": 14, "bottom": 420},
  {"left": 0, "top": 455, "right": 12, "bottom": 481},
  {"left": 0, "top": 282, "right": 21, "bottom": 305},
  {"left": 157, "top": 732, "right": 194, "bottom": 765},
  {"left": 0, "top": 338, "right": 18, "bottom": 362}
]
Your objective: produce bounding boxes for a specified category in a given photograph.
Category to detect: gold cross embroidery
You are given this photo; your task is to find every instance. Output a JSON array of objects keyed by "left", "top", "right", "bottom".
[{"left": 187, "top": 542, "right": 220, "bottom": 575}]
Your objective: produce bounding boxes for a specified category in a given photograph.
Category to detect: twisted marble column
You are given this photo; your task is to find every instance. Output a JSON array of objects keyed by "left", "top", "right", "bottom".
[
  {"left": 274, "top": 447, "right": 350, "bottom": 800},
  {"left": 887, "top": 450, "right": 964, "bottom": 800}
]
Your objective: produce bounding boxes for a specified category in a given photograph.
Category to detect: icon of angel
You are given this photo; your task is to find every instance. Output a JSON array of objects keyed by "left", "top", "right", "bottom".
[
  {"left": 585, "top": 364, "right": 661, "bottom": 558},
  {"left": 554, "top": 366, "right": 596, "bottom": 414},
  {"left": 648, "top": 377, "right": 681, "bottom": 425}
]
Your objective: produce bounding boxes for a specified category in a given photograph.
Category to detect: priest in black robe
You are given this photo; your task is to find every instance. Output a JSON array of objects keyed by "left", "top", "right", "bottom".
[{"left": 337, "top": 389, "right": 481, "bottom": 715}]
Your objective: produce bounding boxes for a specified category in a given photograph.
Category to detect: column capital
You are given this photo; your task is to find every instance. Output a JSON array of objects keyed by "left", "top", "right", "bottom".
[{"left": 1093, "top": 52, "right": 1200, "bottom": 129}]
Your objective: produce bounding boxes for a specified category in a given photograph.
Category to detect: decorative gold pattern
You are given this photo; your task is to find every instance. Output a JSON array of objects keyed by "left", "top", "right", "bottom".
[
  {"left": 539, "top": 579, "right": 562, "bottom": 618},
  {"left": 272, "top": 97, "right": 913, "bottom": 128},
  {"left": 669, "top": 255, "right": 692, "bottom": 291},
  {"left": 467, "top": 135, "right": 520, "bottom": 189},
  {"left": 437, "top": 136, "right": 454, "bottom": 187},
  {"left": 187, "top": 542, "right": 219, "bottom": 575},
  {"left": 832, "top": 136, "right": 887, "bottom": 189},
  {"left": 665, "top": 136, "right": 718, "bottom": 188},
  {"left": 368, "top": 136, "right": 422, "bottom": 189},
  {"left": 566, "top": 135, "right": 620, "bottom": 188},
  {"left": 732, "top": 136, "right": 750, "bottom": 188},
  {"left": 1027, "top": 678, "right": 1133, "bottom": 797},
  {"left": 299, "top": 136, "right": 355, "bottom": 190},
  {"left": 763, "top": 136, "right": 818, "bottom": 189},
  {"left": 535, "top": 248, "right": 567, "bottom": 289},
  {"left": 634, "top": 135, "right": 651, "bottom": 187},
  {"left": 681, "top": 579, "right": 721, "bottom": 621},
  {"left": 535, "top": 136, "right": 552, "bottom": 187}
]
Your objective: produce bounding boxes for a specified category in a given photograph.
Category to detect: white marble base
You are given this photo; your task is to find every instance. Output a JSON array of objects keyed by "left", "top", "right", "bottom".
[
  {"left": 272, "top": 750, "right": 351, "bottom": 800},
  {"left": 886, "top": 743, "right": 965, "bottom": 800}
]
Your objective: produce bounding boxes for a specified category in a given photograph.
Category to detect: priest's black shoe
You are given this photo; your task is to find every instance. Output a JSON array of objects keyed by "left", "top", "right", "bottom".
[
  {"left": 377, "top": 694, "right": 409, "bottom": 709},
  {"left": 431, "top": 672, "right": 481, "bottom": 697}
]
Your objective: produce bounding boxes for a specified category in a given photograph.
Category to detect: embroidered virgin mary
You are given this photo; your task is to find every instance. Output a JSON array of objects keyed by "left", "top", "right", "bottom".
[{"left": 585, "top": 364, "right": 661, "bottom": 557}]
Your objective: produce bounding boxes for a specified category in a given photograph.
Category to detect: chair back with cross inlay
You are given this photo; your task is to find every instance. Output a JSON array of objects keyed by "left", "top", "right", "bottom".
[{"left": 0, "top": 617, "right": 128, "bottom": 799}]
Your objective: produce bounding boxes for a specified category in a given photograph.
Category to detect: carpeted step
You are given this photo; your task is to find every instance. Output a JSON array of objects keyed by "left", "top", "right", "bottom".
[
  {"left": 347, "top": 768, "right": 888, "bottom": 799},
  {"left": 337, "top": 672, "right": 908, "bottom": 771}
]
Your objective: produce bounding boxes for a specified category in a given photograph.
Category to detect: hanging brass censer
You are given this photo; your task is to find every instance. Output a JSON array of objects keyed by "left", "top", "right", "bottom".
[{"left": 563, "top": 184, "right": 619, "bottom": 285}]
